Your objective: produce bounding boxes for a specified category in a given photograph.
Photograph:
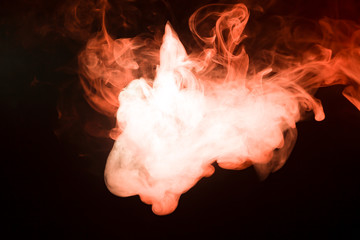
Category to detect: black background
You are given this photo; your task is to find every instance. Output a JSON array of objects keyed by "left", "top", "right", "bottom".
[{"left": 1, "top": 0, "right": 360, "bottom": 239}]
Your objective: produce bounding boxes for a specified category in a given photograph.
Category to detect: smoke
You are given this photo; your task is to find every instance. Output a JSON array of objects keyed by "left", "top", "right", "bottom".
[{"left": 78, "top": 2, "right": 360, "bottom": 215}]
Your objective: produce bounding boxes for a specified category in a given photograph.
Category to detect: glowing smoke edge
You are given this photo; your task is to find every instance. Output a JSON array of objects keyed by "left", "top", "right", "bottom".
[{"left": 79, "top": 3, "right": 360, "bottom": 215}]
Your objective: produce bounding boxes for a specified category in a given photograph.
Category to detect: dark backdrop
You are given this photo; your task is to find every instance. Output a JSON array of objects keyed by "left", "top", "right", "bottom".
[{"left": 1, "top": 0, "right": 360, "bottom": 239}]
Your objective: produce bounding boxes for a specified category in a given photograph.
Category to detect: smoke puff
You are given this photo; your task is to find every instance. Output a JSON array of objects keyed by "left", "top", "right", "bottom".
[
  {"left": 78, "top": 3, "right": 360, "bottom": 215},
  {"left": 105, "top": 22, "right": 306, "bottom": 215}
]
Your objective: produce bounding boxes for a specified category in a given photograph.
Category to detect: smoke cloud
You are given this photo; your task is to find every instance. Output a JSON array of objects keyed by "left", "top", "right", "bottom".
[{"left": 78, "top": 2, "right": 360, "bottom": 215}]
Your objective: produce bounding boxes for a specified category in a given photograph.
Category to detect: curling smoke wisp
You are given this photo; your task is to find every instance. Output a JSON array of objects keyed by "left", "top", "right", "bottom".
[{"left": 79, "top": 3, "right": 360, "bottom": 215}]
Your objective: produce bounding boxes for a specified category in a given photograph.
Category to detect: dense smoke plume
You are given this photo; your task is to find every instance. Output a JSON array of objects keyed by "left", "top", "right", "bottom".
[{"left": 78, "top": 1, "right": 360, "bottom": 215}]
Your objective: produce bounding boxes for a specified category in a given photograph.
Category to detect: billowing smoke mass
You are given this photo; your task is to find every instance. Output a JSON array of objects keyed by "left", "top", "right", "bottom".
[{"left": 78, "top": 2, "right": 360, "bottom": 215}]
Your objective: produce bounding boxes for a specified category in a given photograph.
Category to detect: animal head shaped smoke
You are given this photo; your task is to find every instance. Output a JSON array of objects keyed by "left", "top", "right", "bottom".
[{"left": 79, "top": 3, "right": 360, "bottom": 215}]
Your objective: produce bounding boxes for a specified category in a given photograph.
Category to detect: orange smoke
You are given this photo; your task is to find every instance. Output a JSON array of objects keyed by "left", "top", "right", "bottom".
[{"left": 78, "top": 2, "right": 360, "bottom": 215}]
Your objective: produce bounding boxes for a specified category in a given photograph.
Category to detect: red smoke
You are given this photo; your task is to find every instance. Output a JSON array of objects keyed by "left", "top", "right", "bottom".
[{"left": 78, "top": 2, "right": 360, "bottom": 215}]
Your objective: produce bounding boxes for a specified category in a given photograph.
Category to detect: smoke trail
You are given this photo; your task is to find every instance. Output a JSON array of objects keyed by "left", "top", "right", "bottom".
[{"left": 78, "top": 2, "right": 360, "bottom": 215}]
